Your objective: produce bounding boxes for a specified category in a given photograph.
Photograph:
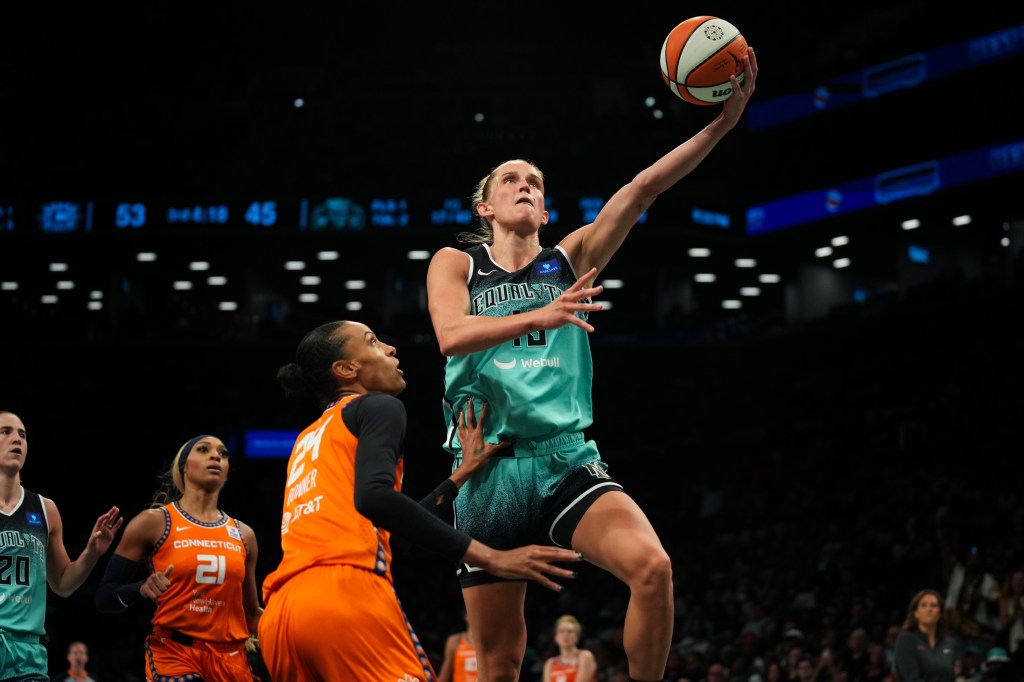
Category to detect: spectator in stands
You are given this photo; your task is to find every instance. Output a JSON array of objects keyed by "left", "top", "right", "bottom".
[
  {"left": 704, "top": 662, "right": 729, "bottom": 682},
  {"left": 995, "top": 566, "right": 1023, "bottom": 655},
  {"left": 978, "top": 646, "right": 1010, "bottom": 682},
  {"left": 792, "top": 656, "right": 816, "bottom": 682},
  {"left": 542, "top": 614, "right": 597, "bottom": 682},
  {"left": 62, "top": 640, "right": 96, "bottom": 682},
  {"left": 893, "top": 589, "right": 958, "bottom": 681},
  {"left": 953, "top": 644, "right": 982, "bottom": 682},
  {"left": 839, "top": 628, "right": 870, "bottom": 681},
  {"left": 936, "top": 508, "right": 1000, "bottom": 646},
  {"left": 863, "top": 643, "right": 892, "bottom": 682}
]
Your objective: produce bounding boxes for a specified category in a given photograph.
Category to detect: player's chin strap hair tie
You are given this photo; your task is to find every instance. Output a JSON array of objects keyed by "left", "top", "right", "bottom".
[{"left": 178, "top": 435, "right": 214, "bottom": 477}]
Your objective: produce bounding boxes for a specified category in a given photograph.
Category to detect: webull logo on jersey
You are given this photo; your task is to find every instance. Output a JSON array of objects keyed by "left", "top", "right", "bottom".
[{"left": 492, "top": 356, "right": 562, "bottom": 370}]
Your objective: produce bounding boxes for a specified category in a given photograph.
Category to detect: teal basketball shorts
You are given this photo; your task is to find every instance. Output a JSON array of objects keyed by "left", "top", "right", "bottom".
[
  {"left": 0, "top": 630, "right": 47, "bottom": 682},
  {"left": 452, "top": 432, "right": 623, "bottom": 587}
]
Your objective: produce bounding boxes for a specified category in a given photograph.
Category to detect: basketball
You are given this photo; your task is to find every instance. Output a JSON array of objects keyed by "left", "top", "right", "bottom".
[{"left": 660, "top": 16, "right": 748, "bottom": 106}]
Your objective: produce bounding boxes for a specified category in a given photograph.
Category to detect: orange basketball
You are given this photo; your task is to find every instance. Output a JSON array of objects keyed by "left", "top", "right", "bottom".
[{"left": 660, "top": 16, "right": 747, "bottom": 106}]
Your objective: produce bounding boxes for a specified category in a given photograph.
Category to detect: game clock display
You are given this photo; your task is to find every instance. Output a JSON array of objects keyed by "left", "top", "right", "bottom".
[{"left": 0, "top": 196, "right": 441, "bottom": 235}]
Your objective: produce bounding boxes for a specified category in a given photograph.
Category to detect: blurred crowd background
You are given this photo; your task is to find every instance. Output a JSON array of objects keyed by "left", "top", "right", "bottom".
[{"left": 18, "top": 270, "right": 1023, "bottom": 680}]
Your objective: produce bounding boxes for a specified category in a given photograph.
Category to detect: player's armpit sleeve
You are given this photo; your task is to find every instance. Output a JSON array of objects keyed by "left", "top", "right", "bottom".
[
  {"left": 95, "top": 554, "right": 145, "bottom": 613},
  {"left": 350, "top": 393, "right": 472, "bottom": 562},
  {"left": 419, "top": 478, "right": 459, "bottom": 518}
]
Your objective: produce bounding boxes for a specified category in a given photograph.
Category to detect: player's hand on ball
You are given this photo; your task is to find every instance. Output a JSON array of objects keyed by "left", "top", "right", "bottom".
[{"left": 723, "top": 46, "right": 757, "bottom": 125}]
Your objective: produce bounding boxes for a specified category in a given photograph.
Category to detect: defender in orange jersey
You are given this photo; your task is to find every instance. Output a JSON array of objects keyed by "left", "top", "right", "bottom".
[
  {"left": 95, "top": 435, "right": 263, "bottom": 682},
  {"left": 258, "top": 320, "right": 582, "bottom": 682},
  {"left": 438, "top": 608, "right": 478, "bottom": 682},
  {"left": 542, "top": 614, "right": 597, "bottom": 682}
]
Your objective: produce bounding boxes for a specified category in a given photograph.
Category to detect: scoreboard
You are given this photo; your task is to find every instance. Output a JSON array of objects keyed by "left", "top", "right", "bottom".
[
  {"left": 0, "top": 196, "right": 445, "bottom": 235},
  {"left": 0, "top": 193, "right": 679, "bottom": 236}
]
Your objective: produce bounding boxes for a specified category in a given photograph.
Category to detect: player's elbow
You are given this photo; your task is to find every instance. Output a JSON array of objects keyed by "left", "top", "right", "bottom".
[
  {"left": 352, "top": 491, "right": 374, "bottom": 518},
  {"left": 436, "top": 338, "right": 459, "bottom": 357},
  {"left": 435, "top": 329, "right": 467, "bottom": 357},
  {"left": 50, "top": 583, "right": 75, "bottom": 599},
  {"left": 353, "top": 486, "right": 389, "bottom": 521},
  {"left": 631, "top": 173, "right": 662, "bottom": 207}
]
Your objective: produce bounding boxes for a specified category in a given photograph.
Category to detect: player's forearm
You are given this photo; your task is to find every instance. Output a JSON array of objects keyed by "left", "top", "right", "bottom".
[
  {"left": 53, "top": 544, "right": 106, "bottom": 597},
  {"left": 460, "top": 539, "right": 497, "bottom": 569},
  {"left": 436, "top": 311, "right": 542, "bottom": 357},
  {"left": 639, "top": 115, "right": 735, "bottom": 197},
  {"left": 419, "top": 478, "right": 459, "bottom": 517},
  {"left": 358, "top": 484, "right": 472, "bottom": 561},
  {"left": 448, "top": 464, "right": 477, "bottom": 488},
  {"left": 95, "top": 555, "right": 144, "bottom": 612},
  {"left": 246, "top": 609, "right": 263, "bottom": 636}
]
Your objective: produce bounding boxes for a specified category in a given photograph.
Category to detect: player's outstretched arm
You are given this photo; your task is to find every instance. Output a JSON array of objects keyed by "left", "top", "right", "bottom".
[
  {"left": 562, "top": 46, "right": 757, "bottom": 278},
  {"left": 428, "top": 251, "right": 604, "bottom": 357},
  {"left": 46, "top": 502, "right": 122, "bottom": 597}
]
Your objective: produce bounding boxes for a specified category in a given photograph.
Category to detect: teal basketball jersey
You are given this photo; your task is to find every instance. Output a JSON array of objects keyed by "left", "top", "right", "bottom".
[
  {"left": 442, "top": 244, "right": 594, "bottom": 454},
  {"left": 0, "top": 487, "right": 50, "bottom": 636}
]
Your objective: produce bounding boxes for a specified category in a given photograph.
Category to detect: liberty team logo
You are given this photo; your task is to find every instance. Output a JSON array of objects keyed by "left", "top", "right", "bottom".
[{"left": 583, "top": 462, "right": 610, "bottom": 479}]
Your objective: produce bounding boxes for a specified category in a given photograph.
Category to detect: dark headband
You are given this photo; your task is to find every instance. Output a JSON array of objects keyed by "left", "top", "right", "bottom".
[{"left": 178, "top": 435, "right": 214, "bottom": 477}]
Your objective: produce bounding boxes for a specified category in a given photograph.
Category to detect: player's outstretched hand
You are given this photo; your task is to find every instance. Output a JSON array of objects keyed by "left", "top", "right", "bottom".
[
  {"left": 534, "top": 267, "right": 603, "bottom": 333},
  {"left": 451, "top": 398, "right": 510, "bottom": 486},
  {"left": 87, "top": 506, "right": 124, "bottom": 554},
  {"left": 489, "top": 545, "right": 583, "bottom": 592},
  {"left": 723, "top": 46, "right": 757, "bottom": 125},
  {"left": 465, "top": 542, "right": 583, "bottom": 592}
]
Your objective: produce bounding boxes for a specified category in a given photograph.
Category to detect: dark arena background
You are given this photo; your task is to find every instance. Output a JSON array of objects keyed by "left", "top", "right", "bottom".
[{"left": 3, "top": 3, "right": 1024, "bottom": 680}]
